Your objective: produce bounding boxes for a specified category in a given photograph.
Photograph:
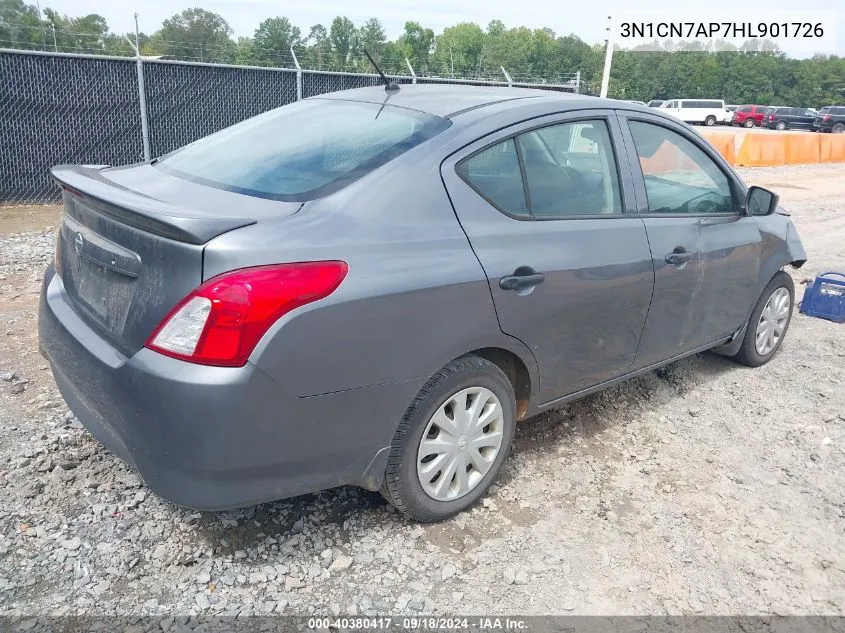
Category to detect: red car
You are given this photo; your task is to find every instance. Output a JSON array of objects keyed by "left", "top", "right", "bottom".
[{"left": 732, "top": 105, "right": 767, "bottom": 128}]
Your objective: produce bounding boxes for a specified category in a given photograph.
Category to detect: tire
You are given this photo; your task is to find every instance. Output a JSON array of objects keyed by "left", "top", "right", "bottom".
[
  {"left": 381, "top": 355, "right": 516, "bottom": 522},
  {"left": 744, "top": 118, "right": 755, "bottom": 128},
  {"left": 776, "top": 121, "right": 787, "bottom": 131},
  {"left": 704, "top": 115, "right": 717, "bottom": 127},
  {"left": 732, "top": 271, "right": 795, "bottom": 368},
  {"left": 833, "top": 122, "right": 845, "bottom": 133}
]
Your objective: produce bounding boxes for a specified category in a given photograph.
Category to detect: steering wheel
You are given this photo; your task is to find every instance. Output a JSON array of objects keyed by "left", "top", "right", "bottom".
[{"left": 684, "top": 190, "right": 726, "bottom": 215}]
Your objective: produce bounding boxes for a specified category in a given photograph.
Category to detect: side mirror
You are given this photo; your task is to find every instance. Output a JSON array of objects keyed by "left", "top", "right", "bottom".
[{"left": 746, "top": 185, "right": 779, "bottom": 216}]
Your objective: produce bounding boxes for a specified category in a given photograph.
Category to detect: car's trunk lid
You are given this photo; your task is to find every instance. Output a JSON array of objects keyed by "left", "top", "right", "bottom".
[{"left": 51, "top": 164, "right": 302, "bottom": 357}]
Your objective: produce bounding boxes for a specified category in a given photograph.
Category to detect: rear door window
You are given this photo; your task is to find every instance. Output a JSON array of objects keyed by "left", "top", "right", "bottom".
[
  {"left": 518, "top": 120, "right": 622, "bottom": 217},
  {"left": 156, "top": 99, "right": 451, "bottom": 201},
  {"left": 458, "top": 119, "right": 623, "bottom": 219},
  {"left": 459, "top": 139, "right": 528, "bottom": 216}
]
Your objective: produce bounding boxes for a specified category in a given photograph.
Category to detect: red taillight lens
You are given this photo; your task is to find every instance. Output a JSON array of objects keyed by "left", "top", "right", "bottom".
[
  {"left": 823, "top": 114, "right": 831, "bottom": 121},
  {"left": 145, "top": 261, "right": 348, "bottom": 367}
]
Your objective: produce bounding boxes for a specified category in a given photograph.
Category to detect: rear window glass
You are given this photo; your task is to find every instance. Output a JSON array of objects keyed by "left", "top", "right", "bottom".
[
  {"left": 155, "top": 99, "right": 451, "bottom": 201},
  {"left": 819, "top": 107, "right": 831, "bottom": 114}
]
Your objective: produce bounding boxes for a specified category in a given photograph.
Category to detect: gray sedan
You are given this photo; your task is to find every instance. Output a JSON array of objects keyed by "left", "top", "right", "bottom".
[{"left": 39, "top": 85, "right": 807, "bottom": 522}]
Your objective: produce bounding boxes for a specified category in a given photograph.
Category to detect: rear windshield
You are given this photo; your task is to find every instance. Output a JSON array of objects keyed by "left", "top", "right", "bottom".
[{"left": 155, "top": 99, "right": 451, "bottom": 201}]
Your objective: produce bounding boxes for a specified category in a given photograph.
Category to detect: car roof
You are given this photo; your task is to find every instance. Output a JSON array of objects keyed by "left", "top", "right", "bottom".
[{"left": 310, "top": 83, "right": 603, "bottom": 119}]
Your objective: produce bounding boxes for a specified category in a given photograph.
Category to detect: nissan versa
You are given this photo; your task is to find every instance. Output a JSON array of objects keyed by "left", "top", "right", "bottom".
[{"left": 39, "top": 85, "right": 807, "bottom": 522}]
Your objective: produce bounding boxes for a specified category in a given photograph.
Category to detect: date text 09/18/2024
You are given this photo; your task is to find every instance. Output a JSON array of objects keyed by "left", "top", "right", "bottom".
[{"left": 307, "top": 617, "right": 531, "bottom": 630}]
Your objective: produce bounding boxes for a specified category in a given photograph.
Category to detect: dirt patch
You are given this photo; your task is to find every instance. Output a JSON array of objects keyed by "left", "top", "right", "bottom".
[{"left": 0, "top": 205, "right": 61, "bottom": 235}]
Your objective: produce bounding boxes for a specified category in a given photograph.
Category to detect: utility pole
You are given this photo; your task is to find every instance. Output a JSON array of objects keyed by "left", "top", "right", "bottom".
[
  {"left": 600, "top": 15, "right": 614, "bottom": 99},
  {"left": 134, "top": 12, "right": 141, "bottom": 53},
  {"left": 35, "top": 0, "right": 47, "bottom": 51}
]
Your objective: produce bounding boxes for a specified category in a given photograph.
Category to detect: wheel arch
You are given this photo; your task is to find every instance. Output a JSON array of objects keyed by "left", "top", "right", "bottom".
[{"left": 467, "top": 347, "right": 533, "bottom": 421}]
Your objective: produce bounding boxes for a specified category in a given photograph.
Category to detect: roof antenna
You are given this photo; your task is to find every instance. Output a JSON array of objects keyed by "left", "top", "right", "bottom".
[{"left": 363, "top": 49, "right": 400, "bottom": 92}]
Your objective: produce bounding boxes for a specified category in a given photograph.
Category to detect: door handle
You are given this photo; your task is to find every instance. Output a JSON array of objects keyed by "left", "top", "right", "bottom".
[
  {"left": 499, "top": 266, "right": 546, "bottom": 291},
  {"left": 665, "top": 250, "right": 693, "bottom": 266}
]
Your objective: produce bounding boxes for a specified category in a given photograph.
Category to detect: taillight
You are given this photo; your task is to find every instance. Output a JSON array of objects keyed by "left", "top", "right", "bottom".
[
  {"left": 146, "top": 261, "right": 348, "bottom": 367},
  {"left": 823, "top": 114, "right": 831, "bottom": 121}
]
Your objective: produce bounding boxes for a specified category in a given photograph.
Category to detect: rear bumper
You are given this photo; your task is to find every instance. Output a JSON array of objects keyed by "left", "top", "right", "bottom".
[{"left": 39, "top": 266, "right": 417, "bottom": 510}]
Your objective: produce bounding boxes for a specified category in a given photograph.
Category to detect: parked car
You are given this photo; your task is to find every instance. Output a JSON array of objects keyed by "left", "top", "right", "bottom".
[
  {"left": 765, "top": 107, "right": 818, "bottom": 130},
  {"left": 659, "top": 99, "right": 731, "bottom": 126},
  {"left": 813, "top": 106, "right": 845, "bottom": 133},
  {"left": 39, "top": 85, "right": 807, "bottom": 522},
  {"left": 731, "top": 105, "right": 767, "bottom": 128},
  {"left": 647, "top": 100, "right": 665, "bottom": 108}
]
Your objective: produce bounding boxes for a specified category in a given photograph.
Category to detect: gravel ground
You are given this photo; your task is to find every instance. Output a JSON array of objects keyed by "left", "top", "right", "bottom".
[{"left": 0, "top": 164, "right": 844, "bottom": 618}]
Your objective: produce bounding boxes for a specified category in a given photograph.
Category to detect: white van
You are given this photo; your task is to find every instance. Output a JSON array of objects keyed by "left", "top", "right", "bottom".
[{"left": 659, "top": 99, "right": 731, "bottom": 126}]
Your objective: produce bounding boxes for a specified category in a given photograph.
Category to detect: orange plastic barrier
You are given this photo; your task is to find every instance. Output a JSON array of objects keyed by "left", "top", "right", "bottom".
[
  {"left": 643, "top": 131, "right": 844, "bottom": 170},
  {"left": 783, "top": 134, "right": 821, "bottom": 164},
  {"left": 735, "top": 133, "right": 787, "bottom": 167},
  {"left": 819, "top": 134, "right": 845, "bottom": 163},
  {"left": 640, "top": 139, "right": 699, "bottom": 173},
  {"left": 700, "top": 133, "right": 736, "bottom": 165}
]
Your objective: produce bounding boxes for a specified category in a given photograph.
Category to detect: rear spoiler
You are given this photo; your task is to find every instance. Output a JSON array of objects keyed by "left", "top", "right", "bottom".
[{"left": 50, "top": 165, "right": 256, "bottom": 245}]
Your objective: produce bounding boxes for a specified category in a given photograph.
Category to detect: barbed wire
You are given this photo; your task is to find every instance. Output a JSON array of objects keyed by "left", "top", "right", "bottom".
[{"left": 3, "top": 20, "right": 581, "bottom": 81}]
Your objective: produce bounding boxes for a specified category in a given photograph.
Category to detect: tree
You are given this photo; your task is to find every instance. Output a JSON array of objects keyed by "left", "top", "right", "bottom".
[
  {"left": 301, "top": 23, "right": 331, "bottom": 69},
  {"left": 253, "top": 17, "right": 301, "bottom": 66},
  {"left": 399, "top": 21, "right": 434, "bottom": 70},
  {"left": 329, "top": 16, "right": 357, "bottom": 68},
  {"left": 0, "top": 0, "right": 44, "bottom": 50},
  {"left": 148, "top": 8, "right": 233, "bottom": 63},
  {"left": 432, "top": 22, "right": 485, "bottom": 77},
  {"left": 41, "top": 8, "right": 108, "bottom": 53},
  {"left": 358, "top": 17, "right": 386, "bottom": 61}
]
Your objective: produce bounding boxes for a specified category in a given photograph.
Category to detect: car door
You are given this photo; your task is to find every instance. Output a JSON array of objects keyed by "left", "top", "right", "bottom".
[
  {"left": 441, "top": 111, "right": 654, "bottom": 404},
  {"left": 617, "top": 113, "right": 762, "bottom": 369},
  {"left": 796, "top": 108, "right": 814, "bottom": 128}
]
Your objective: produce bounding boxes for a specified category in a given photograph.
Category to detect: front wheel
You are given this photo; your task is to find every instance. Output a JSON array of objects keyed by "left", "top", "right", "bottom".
[
  {"left": 704, "top": 115, "right": 717, "bottom": 127},
  {"left": 744, "top": 118, "right": 755, "bottom": 128},
  {"left": 381, "top": 355, "right": 516, "bottom": 522},
  {"left": 732, "top": 271, "right": 795, "bottom": 367}
]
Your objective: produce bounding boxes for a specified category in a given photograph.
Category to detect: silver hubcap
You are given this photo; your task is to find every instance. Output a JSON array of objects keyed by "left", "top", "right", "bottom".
[
  {"left": 417, "top": 387, "right": 504, "bottom": 502},
  {"left": 755, "top": 287, "right": 791, "bottom": 356}
]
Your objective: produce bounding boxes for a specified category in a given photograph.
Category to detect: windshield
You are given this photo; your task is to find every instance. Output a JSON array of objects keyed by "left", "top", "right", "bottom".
[{"left": 156, "top": 99, "right": 451, "bottom": 201}]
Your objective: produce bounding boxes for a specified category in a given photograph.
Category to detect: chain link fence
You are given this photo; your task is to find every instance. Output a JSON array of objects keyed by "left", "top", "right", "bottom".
[{"left": 0, "top": 48, "right": 579, "bottom": 205}]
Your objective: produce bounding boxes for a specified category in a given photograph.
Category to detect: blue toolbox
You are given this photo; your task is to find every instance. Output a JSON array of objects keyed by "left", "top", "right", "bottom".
[{"left": 799, "top": 272, "right": 845, "bottom": 324}]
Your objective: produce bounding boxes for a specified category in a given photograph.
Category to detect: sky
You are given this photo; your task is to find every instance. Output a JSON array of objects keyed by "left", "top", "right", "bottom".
[{"left": 37, "top": 0, "right": 844, "bottom": 56}]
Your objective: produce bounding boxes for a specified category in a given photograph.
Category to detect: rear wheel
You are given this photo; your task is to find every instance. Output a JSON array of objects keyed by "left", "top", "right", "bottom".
[
  {"left": 744, "top": 118, "right": 755, "bottom": 128},
  {"left": 833, "top": 122, "right": 845, "bottom": 133},
  {"left": 732, "top": 272, "right": 794, "bottom": 367},
  {"left": 776, "top": 121, "right": 787, "bottom": 131},
  {"left": 704, "top": 115, "right": 717, "bottom": 127},
  {"left": 381, "top": 355, "right": 516, "bottom": 522}
]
